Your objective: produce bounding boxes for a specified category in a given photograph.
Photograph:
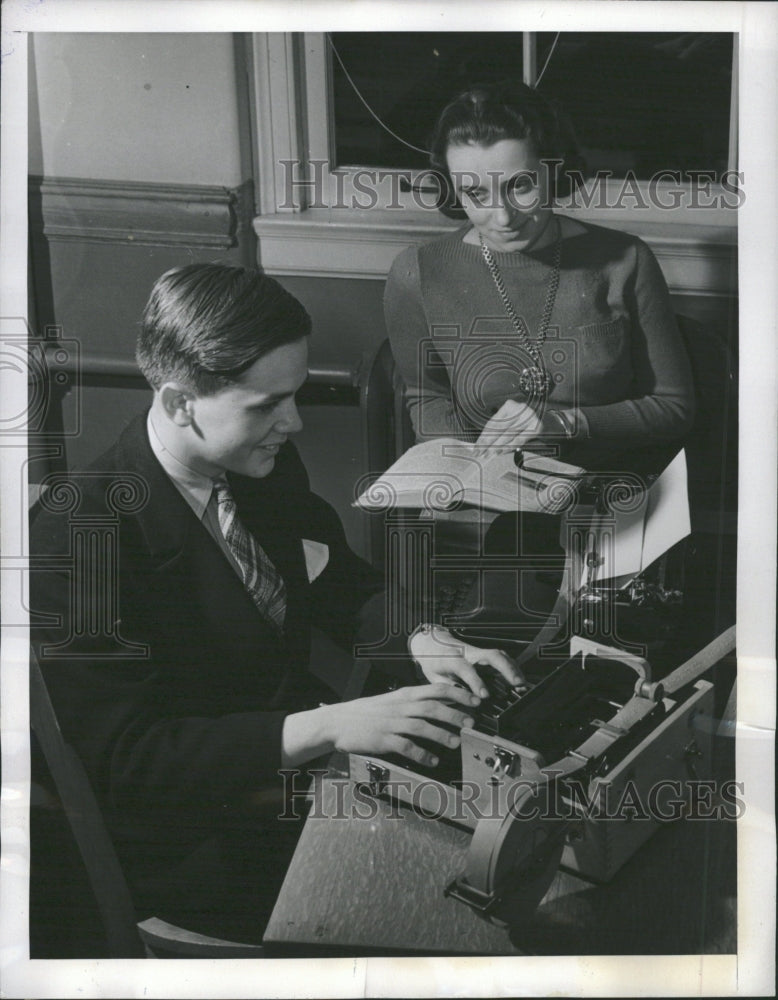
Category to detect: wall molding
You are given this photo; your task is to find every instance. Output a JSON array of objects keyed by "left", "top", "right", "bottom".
[
  {"left": 254, "top": 209, "right": 738, "bottom": 296},
  {"left": 29, "top": 176, "right": 255, "bottom": 250},
  {"left": 26, "top": 174, "right": 737, "bottom": 297}
]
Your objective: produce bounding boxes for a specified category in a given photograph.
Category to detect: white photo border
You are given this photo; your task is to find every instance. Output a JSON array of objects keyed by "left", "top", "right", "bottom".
[{"left": 1, "top": 2, "right": 775, "bottom": 997}]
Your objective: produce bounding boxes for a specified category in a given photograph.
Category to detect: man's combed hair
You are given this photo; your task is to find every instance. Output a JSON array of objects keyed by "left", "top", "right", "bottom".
[
  {"left": 136, "top": 264, "right": 312, "bottom": 394},
  {"left": 428, "top": 81, "right": 586, "bottom": 219}
]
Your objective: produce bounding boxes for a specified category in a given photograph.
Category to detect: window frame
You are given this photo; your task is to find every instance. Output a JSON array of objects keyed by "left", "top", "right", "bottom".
[{"left": 250, "top": 32, "right": 738, "bottom": 291}]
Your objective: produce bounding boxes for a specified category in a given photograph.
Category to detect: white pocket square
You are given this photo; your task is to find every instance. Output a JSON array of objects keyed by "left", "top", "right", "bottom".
[{"left": 302, "top": 539, "right": 329, "bottom": 582}]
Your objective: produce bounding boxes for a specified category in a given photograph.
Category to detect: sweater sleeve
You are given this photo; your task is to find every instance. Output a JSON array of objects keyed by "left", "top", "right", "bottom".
[
  {"left": 572, "top": 238, "right": 695, "bottom": 451},
  {"left": 384, "top": 246, "right": 473, "bottom": 440}
]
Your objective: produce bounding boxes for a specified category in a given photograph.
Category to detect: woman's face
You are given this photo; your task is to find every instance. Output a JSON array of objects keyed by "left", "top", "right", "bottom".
[{"left": 446, "top": 137, "right": 554, "bottom": 253}]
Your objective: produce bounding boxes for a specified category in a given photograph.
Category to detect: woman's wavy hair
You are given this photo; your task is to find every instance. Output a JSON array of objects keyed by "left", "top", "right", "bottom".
[
  {"left": 428, "top": 81, "right": 586, "bottom": 219},
  {"left": 136, "top": 264, "right": 311, "bottom": 395}
]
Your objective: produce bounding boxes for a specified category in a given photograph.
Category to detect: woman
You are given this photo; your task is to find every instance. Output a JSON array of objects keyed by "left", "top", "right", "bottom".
[
  {"left": 391, "top": 83, "right": 696, "bottom": 692},
  {"left": 385, "top": 82, "right": 694, "bottom": 472}
]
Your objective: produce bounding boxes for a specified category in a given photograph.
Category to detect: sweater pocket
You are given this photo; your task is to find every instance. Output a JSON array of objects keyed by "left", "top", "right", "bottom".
[{"left": 562, "top": 315, "right": 632, "bottom": 403}]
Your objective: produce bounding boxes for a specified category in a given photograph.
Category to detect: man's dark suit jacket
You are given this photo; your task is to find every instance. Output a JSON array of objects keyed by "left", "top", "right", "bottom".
[{"left": 29, "top": 412, "right": 383, "bottom": 933}]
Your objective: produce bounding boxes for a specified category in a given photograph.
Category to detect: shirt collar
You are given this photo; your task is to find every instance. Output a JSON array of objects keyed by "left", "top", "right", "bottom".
[{"left": 146, "top": 411, "right": 214, "bottom": 519}]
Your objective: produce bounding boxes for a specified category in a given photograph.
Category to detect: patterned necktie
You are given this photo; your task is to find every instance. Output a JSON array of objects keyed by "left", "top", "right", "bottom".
[{"left": 212, "top": 478, "right": 287, "bottom": 631}]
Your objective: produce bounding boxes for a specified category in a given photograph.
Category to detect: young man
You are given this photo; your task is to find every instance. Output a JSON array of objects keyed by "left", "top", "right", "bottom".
[{"left": 29, "top": 264, "right": 502, "bottom": 948}]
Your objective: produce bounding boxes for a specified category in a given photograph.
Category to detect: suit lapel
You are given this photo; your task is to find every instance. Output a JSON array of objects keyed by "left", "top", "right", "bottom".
[
  {"left": 114, "top": 413, "right": 289, "bottom": 653},
  {"left": 114, "top": 413, "right": 198, "bottom": 566}
]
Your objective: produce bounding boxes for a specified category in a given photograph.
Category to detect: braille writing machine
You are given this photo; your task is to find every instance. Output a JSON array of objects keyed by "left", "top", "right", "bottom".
[{"left": 352, "top": 448, "right": 736, "bottom": 919}]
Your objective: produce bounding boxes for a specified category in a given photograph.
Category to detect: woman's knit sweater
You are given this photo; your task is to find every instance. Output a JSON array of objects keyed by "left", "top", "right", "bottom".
[{"left": 384, "top": 217, "right": 694, "bottom": 469}]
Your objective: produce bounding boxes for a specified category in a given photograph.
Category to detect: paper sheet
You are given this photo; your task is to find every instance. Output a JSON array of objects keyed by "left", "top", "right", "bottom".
[
  {"left": 587, "top": 450, "right": 690, "bottom": 585},
  {"left": 640, "top": 449, "right": 691, "bottom": 570}
]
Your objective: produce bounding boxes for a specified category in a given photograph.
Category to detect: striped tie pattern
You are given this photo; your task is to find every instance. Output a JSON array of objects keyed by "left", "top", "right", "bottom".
[{"left": 212, "top": 478, "right": 287, "bottom": 630}]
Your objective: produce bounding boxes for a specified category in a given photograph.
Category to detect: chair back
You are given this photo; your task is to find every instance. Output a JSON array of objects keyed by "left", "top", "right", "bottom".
[
  {"left": 359, "top": 339, "right": 415, "bottom": 567},
  {"left": 361, "top": 339, "right": 414, "bottom": 470},
  {"left": 29, "top": 648, "right": 145, "bottom": 957},
  {"left": 675, "top": 314, "right": 738, "bottom": 533}
]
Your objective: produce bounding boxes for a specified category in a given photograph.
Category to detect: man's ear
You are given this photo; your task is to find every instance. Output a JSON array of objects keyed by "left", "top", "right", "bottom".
[{"left": 159, "top": 383, "right": 197, "bottom": 427}]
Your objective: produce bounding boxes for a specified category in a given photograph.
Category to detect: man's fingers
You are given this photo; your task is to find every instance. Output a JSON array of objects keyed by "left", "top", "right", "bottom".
[
  {"left": 341, "top": 685, "right": 481, "bottom": 767},
  {"left": 449, "top": 662, "right": 490, "bottom": 698},
  {"left": 399, "top": 717, "right": 463, "bottom": 751},
  {"left": 471, "top": 648, "right": 526, "bottom": 687},
  {"left": 409, "top": 683, "right": 481, "bottom": 709},
  {"left": 409, "top": 698, "right": 476, "bottom": 732},
  {"left": 383, "top": 735, "right": 440, "bottom": 769},
  {"left": 380, "top": 686, "right": 477, "bottom": 730}
]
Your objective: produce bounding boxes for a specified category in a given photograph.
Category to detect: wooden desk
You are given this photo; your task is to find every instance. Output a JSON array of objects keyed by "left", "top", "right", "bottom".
[{"left": 263, "top": 754, "right": 736, "bottom": 957}]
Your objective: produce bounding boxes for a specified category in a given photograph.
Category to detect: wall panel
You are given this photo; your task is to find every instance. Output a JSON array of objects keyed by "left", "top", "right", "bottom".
[{"left": 28, "top": 174, "right": 737, "bottom": 565}]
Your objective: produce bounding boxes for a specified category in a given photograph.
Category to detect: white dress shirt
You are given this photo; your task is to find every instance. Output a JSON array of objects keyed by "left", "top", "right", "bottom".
[
  {"left": 146, "top": 411, "right": 243, "bottom": 578},
  {"left": 146, "top": 412, "right": 329, "bottom": 584}
]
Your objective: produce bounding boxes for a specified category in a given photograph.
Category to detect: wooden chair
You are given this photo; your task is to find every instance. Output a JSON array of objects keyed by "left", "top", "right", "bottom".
[
  {"left": 358, "top": 339, "right": 415, "bottom": 569},
  {"left": 29, "top": 647, "right": 265, "bottom": 958},
  {"left": 360, "top": 338, "right": 414, "bottom": 472},
  {"left": 675, "top": 313, "right": 738, "bottom": 536}
]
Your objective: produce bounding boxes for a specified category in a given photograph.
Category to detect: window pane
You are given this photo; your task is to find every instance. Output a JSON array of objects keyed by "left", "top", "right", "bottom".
[
  {"left": 330, "top": 32, "right": 525, "bottom": 170},
  {"left": 330, "top": 31, "right": 733, "bottom": 179},
  {"left": 536, "top": 32, "right": 734, "bottom": 178}
]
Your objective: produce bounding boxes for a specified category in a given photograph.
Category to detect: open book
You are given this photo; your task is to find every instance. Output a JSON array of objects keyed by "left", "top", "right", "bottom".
[{"left": 355, "top": 438, "right": 586, "bottom": 515}]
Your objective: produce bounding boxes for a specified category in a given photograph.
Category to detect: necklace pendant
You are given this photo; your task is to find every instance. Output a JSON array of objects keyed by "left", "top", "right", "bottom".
[
  {"left": 519, "top": 365, "right": 552, "bottom": 397},
  {"left": 480, "top": 220, "right": 561, "bottom": 405}
]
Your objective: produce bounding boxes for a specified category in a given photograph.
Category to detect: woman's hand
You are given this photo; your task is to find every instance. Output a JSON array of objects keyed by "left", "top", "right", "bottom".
[
  {"left": 476, "top": 399, "right": 542, "bottom": 451},
  {"left": 409, "top": 624, "right": 525, "bottom": 698}
]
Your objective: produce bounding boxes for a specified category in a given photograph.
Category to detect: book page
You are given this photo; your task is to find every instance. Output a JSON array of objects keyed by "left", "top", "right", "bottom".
[
  {"left": 480, "top": 452, "right": 583, "bottom": 513},
  {"left": 357, "top": 439, "right": 584, "bottom": 512},
  {"left": 356, "top": 438, "right": 485, "bottom": 509}
]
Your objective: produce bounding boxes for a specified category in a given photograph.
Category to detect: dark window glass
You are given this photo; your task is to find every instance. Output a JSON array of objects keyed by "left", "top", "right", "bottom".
[
  {"left": 330, "top": 31, "right": 733, "bottom": 179},
  {"left": 536, "top": 32, "right": 734, "bottom": 178},
  {"left": 330, "top": 32, "right": 525, "bottom": 170}
]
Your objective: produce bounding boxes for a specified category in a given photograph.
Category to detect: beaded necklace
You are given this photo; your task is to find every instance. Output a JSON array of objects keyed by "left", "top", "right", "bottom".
[{"left": 479, "top": 215, "right": 561, "bottom": 400}]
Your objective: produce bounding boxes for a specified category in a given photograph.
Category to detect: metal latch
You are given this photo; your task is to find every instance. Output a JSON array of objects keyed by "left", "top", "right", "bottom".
[
  {"left": 364, "top": 761, "right": 389, "bottom": 796},
  {"left": 683, "top": 739, "right": 704, "bottom": 780},
  {"left": 492, "top": 747, "right": 518, "bottom": 778}
]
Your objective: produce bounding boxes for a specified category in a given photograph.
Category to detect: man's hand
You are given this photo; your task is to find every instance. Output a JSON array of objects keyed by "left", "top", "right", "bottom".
[
  {"left": 324, "top": 684, "right": 480, "bottom": 767},
  {"left": 281, "top": 683, "right": 481, "bottom": 770},
  {"left": 409, "top": 625, "right": 524, "bottom": 698}
]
